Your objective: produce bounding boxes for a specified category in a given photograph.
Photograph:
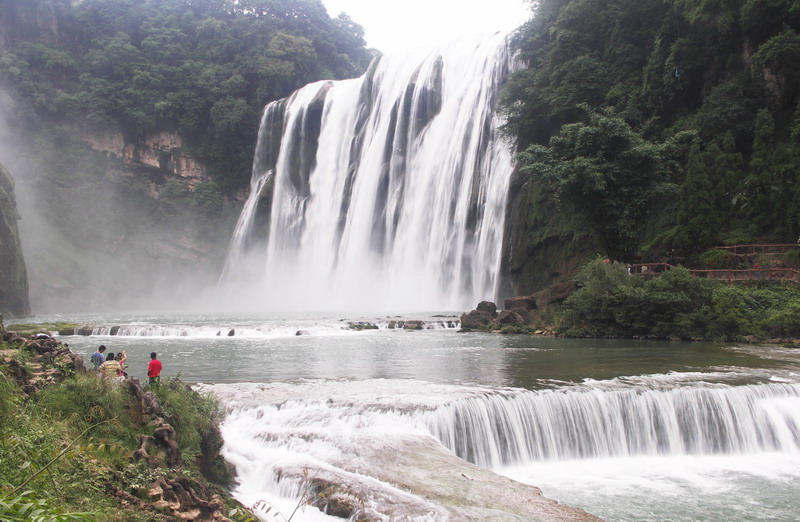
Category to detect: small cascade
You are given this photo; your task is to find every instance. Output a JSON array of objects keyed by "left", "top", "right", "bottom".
[
  {"left": 222, "top": 33, "right": 519, "bottom": 311},
  {"left": 206, "top": 378, "right": 800, "bottom": 520},
  {"left": 427, "top": 383, "right": 800, "bottom": 468}
]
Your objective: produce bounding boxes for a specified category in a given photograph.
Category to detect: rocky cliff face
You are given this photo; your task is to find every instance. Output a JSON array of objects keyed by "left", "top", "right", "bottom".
[
  {"left": 501, "top": 172, "right": 594, "bottom": 303},
  {"left": 79, "top": 123, "right": 208, "bottom": 189},
  {"left": 0, "top": 161, "right": 30, "bottom": 317}
]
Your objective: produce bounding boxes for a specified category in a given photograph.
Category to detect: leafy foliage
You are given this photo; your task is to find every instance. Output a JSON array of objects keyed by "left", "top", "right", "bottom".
[
  {"left": 504, "top": 0, "right": 800, "bottom": 267},
  {"left": 519, "top": 109, "right": 693, "bottom": 260},
  {"left": 559, "top": 258, "right": 800, "bottom": 340},
  {"left": 0, "top": 0, "right": 373, "bottom": 193}
]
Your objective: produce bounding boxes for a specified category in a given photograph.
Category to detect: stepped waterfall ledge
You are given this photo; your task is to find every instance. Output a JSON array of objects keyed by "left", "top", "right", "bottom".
[{"left": 222, "top": 34, "right": 518, "bottom": 311}]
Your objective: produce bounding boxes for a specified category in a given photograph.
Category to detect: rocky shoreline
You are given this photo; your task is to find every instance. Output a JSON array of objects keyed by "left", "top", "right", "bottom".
[{"left": 0, "top": 326, "right": 248, "bottom": 521}]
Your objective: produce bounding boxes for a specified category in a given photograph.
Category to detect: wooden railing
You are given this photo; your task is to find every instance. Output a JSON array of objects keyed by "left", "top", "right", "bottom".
[
  {"left": 689, "top": 268, "right": 800, "bottom": 283},
  {"left": 715, "top": 243, "right": 798, "bottom": 255},
  {"left": 628, "top": 263, "right": 676, "bottom": 274}
]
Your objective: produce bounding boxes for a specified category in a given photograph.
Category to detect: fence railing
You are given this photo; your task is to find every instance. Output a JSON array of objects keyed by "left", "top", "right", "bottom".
[
  {"left": 689, "top": 268, "right": 800, "bottom": 283},
  {"left": 715, "top": 244, "right": 798, "bottom": 255}
]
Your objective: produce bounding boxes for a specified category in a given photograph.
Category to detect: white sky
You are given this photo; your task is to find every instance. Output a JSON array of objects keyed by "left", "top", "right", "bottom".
[{"left": 323, "top": 0, "right": 532, "bottom": 56}]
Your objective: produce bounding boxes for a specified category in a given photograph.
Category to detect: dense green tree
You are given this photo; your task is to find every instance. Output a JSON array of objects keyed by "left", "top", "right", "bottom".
[
  {"left": 0, "top": 0, "right": 373, "bottom": 193},
  {"left": 519, "top": 110, "right": 691, "bottom": 261},
  {"left": 504, "top": 0, "right": 800, "bottom": 266},
  {"left": 675, "top": 143, "right": 717, "bottom": 249}
]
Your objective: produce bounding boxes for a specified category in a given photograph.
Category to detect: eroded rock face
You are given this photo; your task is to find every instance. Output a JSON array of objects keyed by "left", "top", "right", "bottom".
[
  {"left": 504, "top": 295, "right": 537, "bottom": 313},
  {"left": 79, "top": 124, "right": 208, "bottom": 186},
  {"left": 496, "top": 309, "right": 526, "bottom": 326},
  {"left": 460, "top": 310, "right": 495, "bottom": 329},
  {"left": 275, "top": 435, "right": 601, "bottom": 521},
  {"left": 1, "top": 333, "right": 83, "bottom": 391},
  {"left": 0, "top": 162, "right": 30, "bottom": 317},
  {"left": 476, "top": 300, "right": 498, "bottom": 315}
]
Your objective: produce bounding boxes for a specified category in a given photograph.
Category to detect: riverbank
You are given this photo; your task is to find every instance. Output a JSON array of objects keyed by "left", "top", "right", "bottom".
[
  {"left": 0, "top": 324, "right": 253, "bottom": 521},
  {"left": 463, "top": 259, "right": 800, "bottom": 345}
]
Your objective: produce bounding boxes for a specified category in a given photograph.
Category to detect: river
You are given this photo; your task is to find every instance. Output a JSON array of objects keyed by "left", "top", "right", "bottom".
[{"left": 15, "top": 312, "right": 800, "bottom": 521}]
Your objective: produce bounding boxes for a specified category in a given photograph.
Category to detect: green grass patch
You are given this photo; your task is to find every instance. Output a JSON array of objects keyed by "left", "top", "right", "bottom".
[{"left": 5, "top": 322, "right": 80, "bottom": 335}]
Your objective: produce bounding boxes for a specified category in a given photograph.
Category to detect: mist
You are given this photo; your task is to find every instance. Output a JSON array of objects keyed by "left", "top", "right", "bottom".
[{"left": 0, "top": 87, "right": 240, "bottom": 316}]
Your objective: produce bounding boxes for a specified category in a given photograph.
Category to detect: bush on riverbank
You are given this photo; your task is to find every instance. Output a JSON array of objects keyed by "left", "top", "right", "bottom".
[
  {"left": 0, "top": 338, "right": 246, "bottom": 521},
  {"left": 558, "top": 259, "right": 800, "bottom": 341}
]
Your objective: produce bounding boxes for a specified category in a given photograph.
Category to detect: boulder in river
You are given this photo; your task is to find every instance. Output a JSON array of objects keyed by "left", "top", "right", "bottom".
[
  {"left": 460, "top": 310, "right": 495, "bottom": 329},
  {"left": 475, "top": 301, "right": 498, "bottom": 315}
]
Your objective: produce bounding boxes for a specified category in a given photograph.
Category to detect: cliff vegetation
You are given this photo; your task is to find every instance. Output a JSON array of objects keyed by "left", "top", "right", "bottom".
[
  {"left": 0, "top": 0, "right": 372, "bottom": 193},
  {"left": 0, "top": 323, "right": 252, "bottom": 521},
  {"left": 502, "top": 0, "right": 800, "bottom": 294}
]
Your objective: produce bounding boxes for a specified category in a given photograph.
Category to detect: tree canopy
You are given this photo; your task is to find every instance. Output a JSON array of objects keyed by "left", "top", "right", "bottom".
[
  {"left": 0, "top": 0, "right": 374, "bottom": 192},
  {"left": 504, "top": 0, "right": 800, "bottom": 259}
]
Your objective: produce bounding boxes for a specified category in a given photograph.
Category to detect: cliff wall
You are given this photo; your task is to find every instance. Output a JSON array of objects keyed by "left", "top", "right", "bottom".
[{"left": 0, "top": 161, "right": 30, "bottom": 317}]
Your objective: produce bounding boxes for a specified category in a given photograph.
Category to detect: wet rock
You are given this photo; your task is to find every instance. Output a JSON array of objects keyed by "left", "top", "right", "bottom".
[
  {"left": 476, "top": 301, "right": 498, "bottom": 316},
  {"left": 403, "top": 320, "right": 424, "bottom": 330},
  {"left": 295, "top": 330, "right": 309, "bottom": 336},
  {"left": 110, "top": 326, "right": 121, "bottom": 335},
  {"left": 71, "top": 353, "right": 86, "bottom": 372},
  {"left": 460, "top": 310, "right": 494, "bottom": 329},
  {"left": 76, "top": 326, "right": 94, "bottom": 336},
  {"left": 348, "top": 322, "right": 379, "bottom": 331},
  {"left": 58, "top": 327, "right": 75, "bottom": 335},
  {"left": 227, "top": 329, "right": 235, "bottom": 337},
  {"left": 496, "top": 310, "right": 526, "bottom": 326}
]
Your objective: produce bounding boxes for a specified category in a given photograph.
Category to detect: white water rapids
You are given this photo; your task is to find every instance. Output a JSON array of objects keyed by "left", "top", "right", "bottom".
[
  {"left": 206, "top": 377, "right": 800, "bottom": 521},
  {"left": 221, "top": 33, "right": 518, "bottom": 312}
]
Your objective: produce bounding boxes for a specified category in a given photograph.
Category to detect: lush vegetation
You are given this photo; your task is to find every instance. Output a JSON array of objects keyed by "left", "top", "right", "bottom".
[
  {"left": 0, "top": 0, "right": 373, "bottom": 192},
  {"left": 0, "top": 343, "right": 243, "bottom": 521},
  {"left": 504, "top": 0, "right": 800, "bottom": 263},
  {"left": 558, "top": 258, "right": 800, "bottom": 340}
]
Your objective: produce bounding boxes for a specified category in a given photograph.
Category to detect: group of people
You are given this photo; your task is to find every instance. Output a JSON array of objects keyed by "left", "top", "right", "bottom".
[{"left": 90, "top": 345, "right": 162, "bottom": 385}]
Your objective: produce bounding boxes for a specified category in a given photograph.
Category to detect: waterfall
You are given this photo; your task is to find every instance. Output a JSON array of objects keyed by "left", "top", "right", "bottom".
[
  {"left": 222, "top": 33, "right": 518, "bottom": 312},
  {"left": 427, "top": 383, "right": 800, "bottom": 469}
]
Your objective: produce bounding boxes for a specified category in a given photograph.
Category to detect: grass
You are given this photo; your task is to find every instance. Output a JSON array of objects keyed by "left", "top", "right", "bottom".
[
  {"left": 4, "top": 322, "right": 79, "bottom": 335},
  {"left": 0, "top": 341, "right": 245, "bottom": 520}
]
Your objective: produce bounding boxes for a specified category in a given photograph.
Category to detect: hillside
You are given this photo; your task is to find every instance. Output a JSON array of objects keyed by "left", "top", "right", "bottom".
[
  {"left": 0, "top": 0, "right": 373, "bottom": 311},
  {"left": 501, "top": 0, "right": 800, "bottom": 296}
]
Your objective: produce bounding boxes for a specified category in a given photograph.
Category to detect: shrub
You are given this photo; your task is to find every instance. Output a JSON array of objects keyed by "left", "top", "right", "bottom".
[
  {"left": 698, "top": 248, "right": 734, "bottom": 268},
  {"left": 782, "top": 249, "right": 800, "bottom": 267},
  {"left": 150, "top": 377, "right": 227, "bottom": 473}
]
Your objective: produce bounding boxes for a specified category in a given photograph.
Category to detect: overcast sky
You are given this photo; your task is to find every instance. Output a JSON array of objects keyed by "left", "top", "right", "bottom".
[{"left": 322, "top": 0, "right": 533, "bottom": 55}]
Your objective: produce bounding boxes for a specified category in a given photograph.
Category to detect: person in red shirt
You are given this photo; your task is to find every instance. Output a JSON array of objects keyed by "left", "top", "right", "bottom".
[{"left": 148, "top": 352, "right": 162, "bottom": 386}]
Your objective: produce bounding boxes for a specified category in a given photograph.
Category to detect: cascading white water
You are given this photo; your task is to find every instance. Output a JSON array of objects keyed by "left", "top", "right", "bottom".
[
  {"left": 222, "top": 33, "right": 518, "bottom": 312},
  {"left": 207, "top": 378, "right": 800, "bottom": 519},
  {"left": 428, "top": 383, "right": 800, "bottom": 469}
]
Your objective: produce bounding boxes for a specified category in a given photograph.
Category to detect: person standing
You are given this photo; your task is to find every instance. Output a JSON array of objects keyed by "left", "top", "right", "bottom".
[
  {"left": 147, "top": 352, "right": 162, "bottom": 386},
  {"left": 116, "top": 351, "right": 127, "bottom": 378},
  {"left": 99, "top": 352, "right": 121, "bottom": 379},
  {"left": 90, "top": 345, "right": 107, "bottom": 370}
]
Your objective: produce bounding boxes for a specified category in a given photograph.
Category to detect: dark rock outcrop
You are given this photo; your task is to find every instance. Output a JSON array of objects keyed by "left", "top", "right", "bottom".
[
  {"left": 496, "top": 310, "right": 526, "bottom": 326},
  {"left": 460, "top": 310, "right": 495, "bottom": 329},
  {"left": 476, "top": 301, "right": 498, "bottom": 315},
  {"left": 460, "top": 299, "right": 535, "bottom": 334},
  {"left": 1, "top": 333, "right": 85, "bottom": 392},
  {"left": 504, "top": 295, "right": 537, "bottom": 314},
  {"left": 0, "top": 162, "right": 30, "bottom": 317}
]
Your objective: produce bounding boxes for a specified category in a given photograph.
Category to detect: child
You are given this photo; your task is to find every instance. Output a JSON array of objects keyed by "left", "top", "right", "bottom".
[{"left": 147, "top": 352, "right": 162, "bottom": 385}]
